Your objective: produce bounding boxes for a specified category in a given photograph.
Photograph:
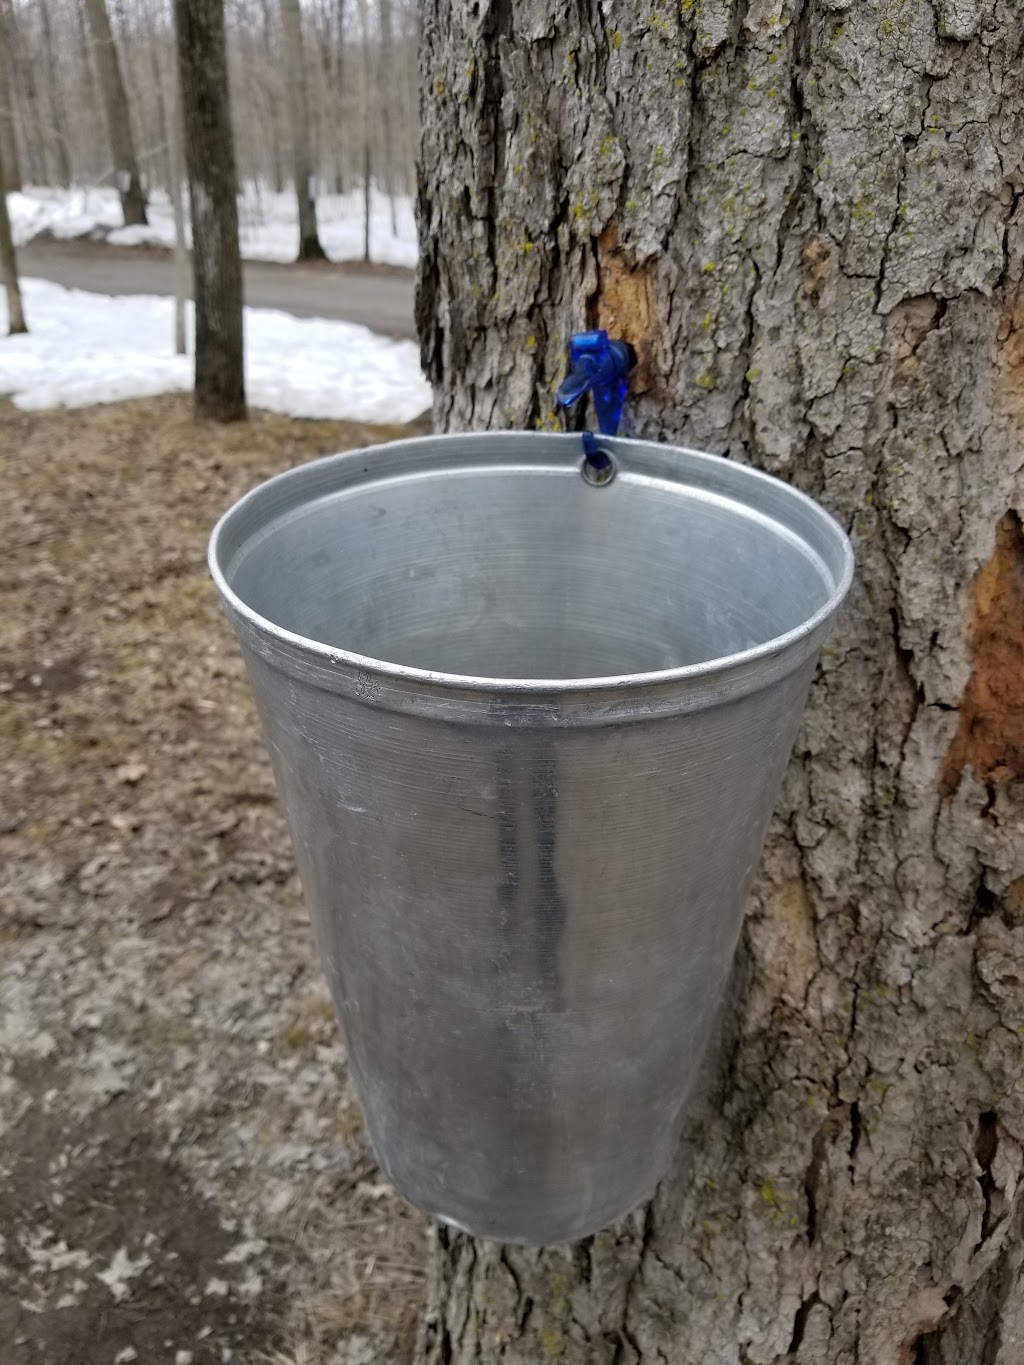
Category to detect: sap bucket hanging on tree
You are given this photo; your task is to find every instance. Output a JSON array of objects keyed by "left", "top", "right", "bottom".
[{"left": 208, "top": 333, "right": 853, "bottom": 1246}]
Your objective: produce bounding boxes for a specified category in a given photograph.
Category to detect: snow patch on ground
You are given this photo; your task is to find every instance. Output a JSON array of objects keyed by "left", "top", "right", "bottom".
[
  {"left": 96, "top": 1247, "right": 152, "bottom": 1302},
  {"left": 0, "top": 278, "right": 431, "bottom": 422},
  {"left": 9, "top": 184, "right": 418, "bottom": 269}
]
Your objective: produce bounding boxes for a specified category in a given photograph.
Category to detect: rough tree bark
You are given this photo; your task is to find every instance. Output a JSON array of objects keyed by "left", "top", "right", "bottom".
[
  {"left": 415, "top": 3, "right": 1024, "bottom": 1363},
  {"left": 82, "top": 0, "right": 148, "bottom": 226},
  {"left": 173, "top": 0, "right": 246, "bottom": 423},
  {"left": 281, "top": 0, "right": 326, "bottom": 260},
  {"left": 0, "top": 135, "right": 26, "bottom": 335}
]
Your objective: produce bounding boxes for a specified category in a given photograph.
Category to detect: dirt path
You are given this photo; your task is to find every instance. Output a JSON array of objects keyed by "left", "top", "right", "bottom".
[
  {"left": 15, "top": 239, "right": 417, "bottom": 339},
  {"left": 0, "top": 397, "right": 428, "bottom": 1365}
]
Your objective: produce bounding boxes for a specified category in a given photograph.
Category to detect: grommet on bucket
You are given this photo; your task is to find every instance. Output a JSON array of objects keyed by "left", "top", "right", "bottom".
[
  {"left": 580, "top": 430, "right": 616, "bottom": 486},
  {"left": 209, "top": 431, "right": 853, "bottom": 1246}
]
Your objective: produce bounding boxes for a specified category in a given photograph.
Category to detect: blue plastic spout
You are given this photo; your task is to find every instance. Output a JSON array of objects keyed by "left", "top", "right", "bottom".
[{"left": 555, "top": 329, "right": 636, "bottom": 436}]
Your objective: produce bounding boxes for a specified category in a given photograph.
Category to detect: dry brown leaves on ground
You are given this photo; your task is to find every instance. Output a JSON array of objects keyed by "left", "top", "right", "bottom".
[{"left": 0, "top": 395, "right": 430, "bottom": 1365}]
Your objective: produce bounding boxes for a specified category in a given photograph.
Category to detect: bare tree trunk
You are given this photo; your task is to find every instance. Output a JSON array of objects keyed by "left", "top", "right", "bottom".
[
  {"left": 109, "top": 0, "right": 154, "bottom": 197},
  {"left": 73, "top": 0, "right": 102, "bottom": 184},
  {"left": 308, "top": 0, "right": 331, "bottom": 201},
  {"left": 38, "top": 0, "right": 72, "bottom": 187},
  {"left": 0, "top": 85, "right": 21, "bottom": 195},
  {"left": 82, "top": 0, "right": 148, "bottom": 226},
  {"left": 378, "top": 0, "right": 397, "bottom": 235},
  {"left": 256, "top": 0, "right": 287, "bottom": 194},
  {"left": 280, "top": 0, "right": 326, "bottom": 261},
  {"left": 332, "top": 0, "right": 347, "bottom": 193},
  {"left": 362, "top": 137, "right": 371, "bottom": 265},
  {"left": 163, "top": 57, "right": 188, "bottom": 358},
  {"left": 173, "top": 0, "right": 245, "bottom": 423},
  {"left": 0, "top": 137, "right": 26, "bottom": 335},
  {"left": 394, "top": 0, "right": 417, "bottom": 197},
  {"left": 4, "top": 0, "right": 47, "bottom": 186},
  {"left": 0, "top": 0, "right": 21, "bottom": 192},
  {"left": 356, "top": 0, "right": 371, "bottom": 263},
  {"left": 143, "top": 10, "right": 172, "bottom": 200},
  {"left": 415, "top": 5, "right": 1024, "bottom": 1364}
]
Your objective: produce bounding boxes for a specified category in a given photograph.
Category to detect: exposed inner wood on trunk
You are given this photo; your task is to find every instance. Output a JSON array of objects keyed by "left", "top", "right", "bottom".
[
  {"left": 588, "top": 220, "right": 655, "bottom": 393},
  {"left": 939, "top": 512, "right": 1024, "bottom": 796}
]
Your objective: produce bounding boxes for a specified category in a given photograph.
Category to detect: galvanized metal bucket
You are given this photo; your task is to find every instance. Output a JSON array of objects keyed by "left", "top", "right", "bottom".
[{"left": 209, "top": 432, "right": 853, "bottom": 1245}]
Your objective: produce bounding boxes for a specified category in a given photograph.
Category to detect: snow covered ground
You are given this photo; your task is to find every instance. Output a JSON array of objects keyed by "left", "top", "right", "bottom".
[
  {"left": 8, "top": 184, "right": 418, "bottom": 269},
  {"left": 0, "top": 278, "right": 431, "bottom": 422}
]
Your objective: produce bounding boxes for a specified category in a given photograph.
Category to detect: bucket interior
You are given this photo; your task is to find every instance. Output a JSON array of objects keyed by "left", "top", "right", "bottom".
[{"left": 222, "top": 456, "right": 840, "bottom": 681}]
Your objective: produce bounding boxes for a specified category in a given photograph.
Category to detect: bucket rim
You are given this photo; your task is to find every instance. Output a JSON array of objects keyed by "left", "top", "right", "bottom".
[{"left": 208, "top": 431, "right": 855, "bottom": 697}]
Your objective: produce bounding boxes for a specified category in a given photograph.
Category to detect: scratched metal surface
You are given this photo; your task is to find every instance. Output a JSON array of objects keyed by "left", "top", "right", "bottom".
[{"left": 210, "top": 432, "right": 853, "bottom": 1244}]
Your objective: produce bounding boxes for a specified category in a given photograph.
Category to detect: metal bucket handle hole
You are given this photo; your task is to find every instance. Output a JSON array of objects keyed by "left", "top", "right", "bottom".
[{"left": 581, "top": 442, "right": 616, "bottom": 487}]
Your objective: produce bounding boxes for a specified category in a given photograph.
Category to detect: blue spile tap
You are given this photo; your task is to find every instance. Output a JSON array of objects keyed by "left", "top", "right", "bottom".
[{"left": 555, "top": 329, "right": 636, "bottom": 437}]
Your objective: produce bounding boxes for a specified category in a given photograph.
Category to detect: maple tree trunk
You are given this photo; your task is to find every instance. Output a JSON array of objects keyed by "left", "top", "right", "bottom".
[
  {"left": 173, "top": 0, "right": 246, "bottom": 423},
  {"left": 415, "top": 3, "right": 1024, "bottom": 1362},
  {"left": 0, "top": 135, "right": 27, "bottom": 335},
  {"left": 38, "top": 0, "right": 72, "bottom": 187},
  {"left": 281, "top": 0, "right": 326, "bottom": 261},
  {"left": 82, "top": 0, "right": 148, "bottom": 226}
]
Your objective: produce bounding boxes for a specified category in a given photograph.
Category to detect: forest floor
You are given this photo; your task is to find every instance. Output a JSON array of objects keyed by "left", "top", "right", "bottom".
[{"left": 0, "top": 395, "right": 431, "bottom": 1365}]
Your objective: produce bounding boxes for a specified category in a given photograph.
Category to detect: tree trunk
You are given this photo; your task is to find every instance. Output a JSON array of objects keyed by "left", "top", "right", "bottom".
[
  {"left": 38, "top": 0, "right": 72, "bottom": 188},
  {"left": 110, "top": 0, "right": 153, "bottom": 197},
  {"left": 281, "top": 0, "right": 326, "bottom": 261},
  {"left": 173, "top": 0, "right": 246, "bottom": 423},
  {"left": 82, "top": 0, "right": 148, "bottom": 226},
  {"left": 0, "top": 137, "right": 26, "bottom": 335},
  {"left": 163, "top": 56, "right": 188, "bottom": 358},
  {"left": 74, "top": 0, "right": 103, "bottom": 184},
  {"left": 333, "top": 0, "right": 348, "bottom": 194},
  {"left": 142, "top": 8, "right": 173, "bottom": 200},
  {"left": 356, "top": 0, "right": 371, "bottom": 262},
  {"left": 415, "top": 4, "right": 1024, "bottom": 1363},
  {"left": 0, "top": 0, "right": 25, "bottom": 192},
  {"left": 397, "top": 0, "right": 420, "bottom": 197},
  {"left": 0, "top": 90, "right": 21, "bottom": 196},
  {"left": 256, "top": 0, "right": 287, "bottom": 194},
  {"left": 2, "top": 0, "right": 45, "bottom": 187},
  {"left": 379, "top": 0, "right": 398, "bottom": 235}
]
